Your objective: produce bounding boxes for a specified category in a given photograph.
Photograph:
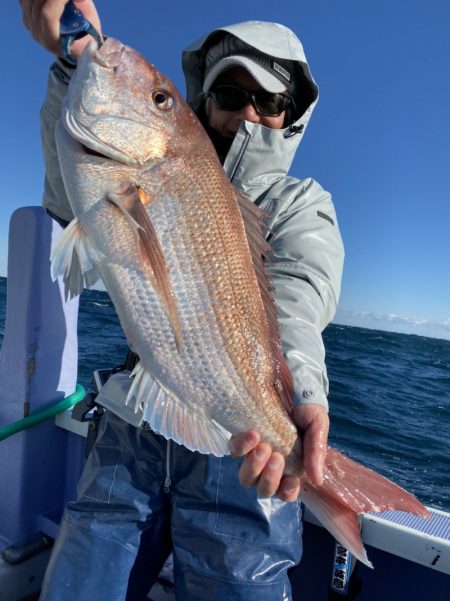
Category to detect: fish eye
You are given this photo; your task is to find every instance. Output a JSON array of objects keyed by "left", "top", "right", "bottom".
[{"left": 152, "top": 90, "right": 173, "bottom": 110}]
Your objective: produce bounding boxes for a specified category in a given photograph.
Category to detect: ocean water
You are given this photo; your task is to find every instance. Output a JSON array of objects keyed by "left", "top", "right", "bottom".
[{"left": 0, "top": 276, "right": 449, "bottom": 511}]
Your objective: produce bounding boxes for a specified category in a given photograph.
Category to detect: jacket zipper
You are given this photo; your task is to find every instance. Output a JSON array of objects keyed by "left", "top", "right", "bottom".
[
  {"left": 163, "top": 439, "right": 171, "bottom": 493},
  {"left": 229, "top": 132, "right": 251, "bottom": 182}
]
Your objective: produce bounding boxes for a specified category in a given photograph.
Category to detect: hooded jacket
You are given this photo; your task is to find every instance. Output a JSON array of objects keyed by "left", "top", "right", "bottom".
[{"left": 40, "top": 21, "right": 343, "bottom": 411}]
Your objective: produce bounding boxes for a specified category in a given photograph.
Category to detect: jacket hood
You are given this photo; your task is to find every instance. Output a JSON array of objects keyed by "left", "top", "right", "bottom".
[
  {"left": 183, "top": 21, "right": 318, "bottom": 124},
  {"left": 182, "top": 21, "right": 319, "bottom": 179}
]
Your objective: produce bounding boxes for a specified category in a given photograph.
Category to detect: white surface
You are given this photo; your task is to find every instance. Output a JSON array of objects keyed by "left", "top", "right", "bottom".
[{"left": 304, "top": 506, "right": 450, "bottom": 574}]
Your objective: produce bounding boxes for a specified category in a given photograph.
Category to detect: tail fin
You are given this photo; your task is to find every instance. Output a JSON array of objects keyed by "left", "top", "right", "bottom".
[
  {"left": 300, "top": 447, "right": 431, "bottom": 568},
  {"left": 301, "top": 484, "right": 371, "bottom": 566}
]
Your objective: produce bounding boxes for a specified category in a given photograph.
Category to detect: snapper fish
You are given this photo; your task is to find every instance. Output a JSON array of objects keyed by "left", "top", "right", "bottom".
[{"left": 51, "top": 37, "right": 429, "bottom": 567}]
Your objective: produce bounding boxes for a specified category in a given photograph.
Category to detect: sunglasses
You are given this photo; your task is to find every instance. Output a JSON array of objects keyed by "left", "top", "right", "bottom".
[{"left": 208, "top": 84, "right": 293, "bottom": 117}]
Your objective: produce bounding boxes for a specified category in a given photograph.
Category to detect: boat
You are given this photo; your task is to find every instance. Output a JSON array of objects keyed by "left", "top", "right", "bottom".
[{"left": 1, "top": 207, "right": 449, "bottom": 600}]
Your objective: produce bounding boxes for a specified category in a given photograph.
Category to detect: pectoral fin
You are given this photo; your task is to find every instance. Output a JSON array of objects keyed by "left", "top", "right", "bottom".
[
  {"left": 50, "top": 217, "right": 103, "bottom": 300},
  {"left": 107, "top": 185, "right": 184, "bottom": 351}
]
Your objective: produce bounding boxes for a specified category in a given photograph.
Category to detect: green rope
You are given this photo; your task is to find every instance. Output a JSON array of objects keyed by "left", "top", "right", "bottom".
[{"left": 0, "top": 384, "right": 86, "bottom": 442}]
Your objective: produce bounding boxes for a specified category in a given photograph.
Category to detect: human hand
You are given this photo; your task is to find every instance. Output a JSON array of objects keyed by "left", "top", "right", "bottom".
[
  {"left": 230, "top": 404, "right": 329, "bottom": 502},
  {"left": 19, "top": 0, "right": 102, "bottom": 59},
  {"left": 291, "top": 403, "right": 329, "bottom": 485}
]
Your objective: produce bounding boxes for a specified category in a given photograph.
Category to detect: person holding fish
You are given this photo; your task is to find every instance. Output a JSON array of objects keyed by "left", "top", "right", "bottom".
[{"left": 20, "top": 1, "right": 346, "bottom": 599}]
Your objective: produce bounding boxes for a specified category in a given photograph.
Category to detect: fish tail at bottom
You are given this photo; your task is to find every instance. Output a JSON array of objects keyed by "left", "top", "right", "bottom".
[
  {"left": 300, "top": 484, "right": 372, "bottom": 567},
  {"left": 298, "top": 447, "right": 431, "bottom": 568}
]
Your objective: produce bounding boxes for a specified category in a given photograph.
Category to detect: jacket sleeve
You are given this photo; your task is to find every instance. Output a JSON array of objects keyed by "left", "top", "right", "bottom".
[
  {"left": 39, "top": 59, "right": 76, "bottom": 224},
  {"left": 267, "top": 178, "right": 344, "bottom": 411}
]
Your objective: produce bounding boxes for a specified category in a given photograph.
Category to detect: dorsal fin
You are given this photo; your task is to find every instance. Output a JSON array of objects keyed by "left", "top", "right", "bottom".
[{"left": 234, "top": 187, "right": 294, "bottom": 413}]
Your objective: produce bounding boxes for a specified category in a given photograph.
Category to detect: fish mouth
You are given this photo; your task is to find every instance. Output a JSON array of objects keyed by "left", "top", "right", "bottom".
[{"left": 87, "top": 37, "right": 125, "bottom": 70}]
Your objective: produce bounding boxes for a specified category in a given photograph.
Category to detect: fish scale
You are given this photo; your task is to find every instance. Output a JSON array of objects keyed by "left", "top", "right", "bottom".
[
  {"left": 177, "top": 202, "right": 287, "bottom": 435},
  {"left": 150, "top": 196, "right": 249, "bottom": 401},
  {"left": 177, "top": 178, "right": 275, "bottom": 398},
  {"left": 151, "top": 175, "right": 279, "bottom": 411}
]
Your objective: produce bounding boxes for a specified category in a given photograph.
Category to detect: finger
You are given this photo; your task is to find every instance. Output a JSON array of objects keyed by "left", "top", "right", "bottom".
[
  {"left": 39, "top": 0, "right": 69, "bottom": 51},
  {"left": 277, "top": 475, "right": 301, "bottom": 503},
  {"left": 20, "top": 0, "right": 65, "bottom": 53},
  {"left": 302, "top": 418, "right": 329, "bottom": 486},
  {"left": 20, "top": 0, "right": 38, "bottom": 32},
  {"left": 229, "top": 431, "right": 260, "bottom": 457},
  {"left": 238, "top": 442, "right": 271, "bottom": 488},
  {"left": 255, "top": 452, "right": 285, "bottom": 498}
]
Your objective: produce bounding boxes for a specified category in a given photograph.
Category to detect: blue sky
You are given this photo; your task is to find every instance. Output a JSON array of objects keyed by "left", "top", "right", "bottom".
[{"left": 1, "top": 1, "right": 449, "bottom": 339}]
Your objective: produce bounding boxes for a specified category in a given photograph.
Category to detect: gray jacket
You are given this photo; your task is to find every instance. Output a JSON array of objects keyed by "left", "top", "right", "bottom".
[{"left": 40, "top": 21, "right": 344, "bottom": 411}]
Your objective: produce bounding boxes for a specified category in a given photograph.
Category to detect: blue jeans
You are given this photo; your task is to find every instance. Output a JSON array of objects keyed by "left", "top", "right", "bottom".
[{"left": 40, "top": 411, "right": 302, "bottom": 600}]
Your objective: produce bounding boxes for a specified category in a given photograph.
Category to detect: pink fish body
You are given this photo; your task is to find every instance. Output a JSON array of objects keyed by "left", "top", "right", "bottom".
[{"left": 51, "top": 38, "right": 430, "bottom": 567}]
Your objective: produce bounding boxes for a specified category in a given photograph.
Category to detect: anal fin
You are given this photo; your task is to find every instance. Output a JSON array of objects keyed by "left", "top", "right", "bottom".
[{"left": 126, "top": 363, "right": 231, "bottom": 456}]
